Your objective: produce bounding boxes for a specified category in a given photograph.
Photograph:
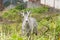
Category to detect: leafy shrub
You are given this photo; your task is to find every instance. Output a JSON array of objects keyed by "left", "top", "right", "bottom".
[
  {"left": 23, "top": 6, "right": 49, "bottom": 14},
  {"left": 15, "top": 3, "right": 26, "bottom": 10},
  {"left": 55, "top": 16, "right": 60, "bottom": 34},
  {"left": 2, "top": 4, "right": 25, "bottom": 21},
  {"left": 2, "top": 6, "right": 48, "bottom": 21}
]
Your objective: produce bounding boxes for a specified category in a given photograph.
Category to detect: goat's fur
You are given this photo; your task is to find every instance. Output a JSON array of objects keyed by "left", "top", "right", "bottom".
[{"left": 21, "top": 11, "right": 38, "bottom": 37}]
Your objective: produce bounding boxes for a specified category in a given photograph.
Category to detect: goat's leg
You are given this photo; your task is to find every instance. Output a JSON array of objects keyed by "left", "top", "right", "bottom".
[
  {"left": 33, "top": 27, "right": 37, "bottom": 35},
  {"left": 22, "top": 25, "right": 25, "bottom": 36},
  {"left": 26, "top": 29, "right": 31, "bottom": 37}
]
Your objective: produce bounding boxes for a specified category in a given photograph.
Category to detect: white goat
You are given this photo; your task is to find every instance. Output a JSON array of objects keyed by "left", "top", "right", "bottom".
[{"left": 21, "top": 11, "right": 38, "bottom": 37}]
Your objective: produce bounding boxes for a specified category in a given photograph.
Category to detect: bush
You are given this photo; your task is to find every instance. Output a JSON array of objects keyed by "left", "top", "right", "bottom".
[
  {"left": 2, "top": 3, "right": 25, "bottom": 21},
  {"left": 15, "top": 3, "right": 26, "bottom": 10},
  {"left": 23, "top": 6, "right": 49, "bottom": 14}
]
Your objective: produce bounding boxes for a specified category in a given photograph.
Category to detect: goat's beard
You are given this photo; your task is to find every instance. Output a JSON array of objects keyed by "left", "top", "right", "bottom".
[
  {"left": 25, "top": 21, "right": 31, "bottom": 37},
  {"left": 25, "top": 21, "right": 30, "bottom": 29}
]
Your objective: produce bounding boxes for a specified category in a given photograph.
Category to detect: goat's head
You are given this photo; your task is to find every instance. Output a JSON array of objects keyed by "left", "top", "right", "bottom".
[{"left": 21, "top": 11, "right": 31, "bottom": 22}]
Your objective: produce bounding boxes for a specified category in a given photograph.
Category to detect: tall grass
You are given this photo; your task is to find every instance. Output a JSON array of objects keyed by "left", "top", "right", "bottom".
[{"left": 0, "top": 5, "right": 60, "bottom": 40}]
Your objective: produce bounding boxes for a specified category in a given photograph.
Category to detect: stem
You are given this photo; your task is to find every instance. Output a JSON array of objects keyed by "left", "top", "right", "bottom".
[{"left": 54, "top": 28, "right": 56, "bottom": 40}]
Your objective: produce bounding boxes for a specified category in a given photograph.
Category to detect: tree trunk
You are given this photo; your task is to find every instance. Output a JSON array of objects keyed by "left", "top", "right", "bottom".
[{"left": 0, "top": 0, "right": 4, "bottom": 11}]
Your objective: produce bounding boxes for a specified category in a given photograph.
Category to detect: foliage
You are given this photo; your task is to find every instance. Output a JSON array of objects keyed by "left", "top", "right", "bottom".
[
  {"left": 23, "top": 6, "right": 49, "bottom": 14},
  {"left": 15, "top": 3, "right": 26, "bottom": 10},
  {"left": 11, "top": 34, "right": 23, "bottom": 40},
  {"left": 2, "top": 6, "right": 49, "bottom": 22},
  {"left": 4, "top": 1, "right": 10, "bottom": 7},
  {"left": 2, "top": 4, "right": 24, "bottom": 21},
  {"left": 1, "top": 5, "right": 60, "bottom": 40}
]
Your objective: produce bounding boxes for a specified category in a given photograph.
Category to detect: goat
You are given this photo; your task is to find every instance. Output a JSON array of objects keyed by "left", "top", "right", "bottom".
[{"left": 21, "top": 11, "right": 38, "bottom": 37}]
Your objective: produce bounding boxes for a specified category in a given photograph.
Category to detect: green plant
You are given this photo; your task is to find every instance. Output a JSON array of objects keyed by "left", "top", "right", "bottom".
[
  {"left": 11, "top": 34, "right": 23, "bottom": 40},
  {"left": 2, "top": 8, "right": 22, "bottom": 21},
  {"left": 23, "top": 6, "right": 49, "bottom": 14}
]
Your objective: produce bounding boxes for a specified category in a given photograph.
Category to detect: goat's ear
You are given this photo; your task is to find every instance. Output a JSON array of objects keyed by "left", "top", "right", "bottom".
[
  {"left": 27, "top": 10, "right": 31, "bottom": 15},
  {"left": 20, "top": 11, "right": 24, "bottom": 16}
]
